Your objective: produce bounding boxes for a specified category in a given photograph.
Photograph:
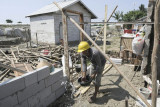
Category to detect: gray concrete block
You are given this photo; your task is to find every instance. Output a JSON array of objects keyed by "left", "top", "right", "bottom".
[
  {"left": 38, "top": 92, "right": 56, "bottom": 107},
  {"left": 38, "top": 86, "right": 51, "bottom": 101},
  {"left": 14, "top": 100, "right": 29, "bottom": 107},
  {"left": 52, "top": 80, "right": 64, "bottom": 92},
  {"left": 27, "top": 94, "right": 39, "bottom": 107},
  {"left": 28, "top": 86, "right": 51, "bottom": 107},
  {"left": 55, "top": 86, "right": 66, "bottom": 99},
  {"left": 22, "top": 71, "right": 38, "bottom": 87},
  {"left": 17, "top": 80, "right": 45, "bottom": 103},
  {"left": 0, "top": 94, "right": 18, "bottom": 107},
  {"left": 37, "top": 66, "right": 50, "bottom": 81},
  {"left": 0, "top": 76, "right": 25, "bottom": 99},
  {"left": 45, "top": 68, "right": 63, "bottom": 87}
]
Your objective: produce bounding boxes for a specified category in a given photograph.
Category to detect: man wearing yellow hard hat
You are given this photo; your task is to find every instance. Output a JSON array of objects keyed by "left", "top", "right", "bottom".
[{"left": 77, "top": 41, "right": 106, "bottom": 103}]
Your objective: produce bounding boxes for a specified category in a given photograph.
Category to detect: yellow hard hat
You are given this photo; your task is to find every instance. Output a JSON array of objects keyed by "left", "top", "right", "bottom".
[{"left": 77, "top": 41, "right": 90, "bottom": 52}]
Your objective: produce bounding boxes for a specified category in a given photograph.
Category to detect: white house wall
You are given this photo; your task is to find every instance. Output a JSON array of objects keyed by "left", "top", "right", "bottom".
[
  {"left": 54, "top": 14, "right": 91, "bottom": 44},
  {"left": 30, "top": 14, "right": 55, "bottom": 44},
  {"left": 54, "top": 2, "right": 92, "bottom": 44}
]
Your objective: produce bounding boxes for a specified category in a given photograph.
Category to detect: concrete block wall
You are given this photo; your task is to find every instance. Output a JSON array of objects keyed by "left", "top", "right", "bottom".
[{"left": 0, "top": 66, "right": 66, "bottom": 107}]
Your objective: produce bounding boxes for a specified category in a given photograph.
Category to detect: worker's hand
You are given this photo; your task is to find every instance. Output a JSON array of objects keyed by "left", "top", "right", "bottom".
[
  {"left": 91, "top": 74, "right": 96, "bottom": 80},
  {"left": 81, "top": 77, "right": 86, "bottom": 82}
]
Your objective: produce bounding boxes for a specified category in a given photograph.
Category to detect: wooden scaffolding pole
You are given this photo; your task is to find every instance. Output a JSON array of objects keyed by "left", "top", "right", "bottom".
[
  {"left": 152, "top": 0, "right": 160, "bottom": 106},
  {"left": 54, "top": 2, "right": 151, "bottom": 107},
  {"left": 103, "top": 5, "right": 108, "bottom": 52},
  {"left": 91, "top": 5, "right": 118, "bottom": 46},
  {"left": 54, "top": 2, "right": 70, "bottom": 81}
]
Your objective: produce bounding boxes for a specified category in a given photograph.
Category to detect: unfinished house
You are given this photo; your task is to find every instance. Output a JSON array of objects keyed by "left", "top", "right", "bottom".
[{"left": 26, "top": 0, "right": 97, "bottom": 44}]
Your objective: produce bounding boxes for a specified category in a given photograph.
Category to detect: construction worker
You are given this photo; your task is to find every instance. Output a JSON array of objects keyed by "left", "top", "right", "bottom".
[{"left": 77, "top": 41, "right": 106, "bottom": 103}]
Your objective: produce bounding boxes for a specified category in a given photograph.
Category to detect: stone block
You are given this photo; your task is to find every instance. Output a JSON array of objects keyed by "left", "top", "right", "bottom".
[
  {"left": 22, "top": 71, "right": 38, "bottom": 87},
  {"left": 28, "top": 86, "right": 51, "bottom": 107},
  {"left": 38, "top": 86, "right": 51, "bottom": 101},
  {"left": 17, "top": 80, "right": 45, "bottom": 103},
  {"left": 45, "top": 68, "right": 63, "bottom": 87},
  {"left": 38, "top": 92, "right": 56, "bottom": 107},
  {"left": 27, "top": 94, "right": 39, "bottom": 107},
  {"left": 55, "top": 86, "right": 66, "bottom": 99},
  {"left": 0, "top": 94, "right": 18, "bottom": 107},
  {"left": 0, "top": 76, "right": 25, "bottom": 99},
  {"left": 14, "top": 100, "right": 28, "bottom": 107},
  {"left": 37, "top": 66, "right": 50, "bottom": 81},
  {"left": 52, "top": 80, "right": 64, "bottom": 92}
]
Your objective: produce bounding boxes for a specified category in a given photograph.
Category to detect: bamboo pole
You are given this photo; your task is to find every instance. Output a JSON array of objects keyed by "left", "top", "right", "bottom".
[
  {"left": 152, "top": 0, "right": 160, "bottom": 106},
  {"left": 54, "top": 2, "right": 151, "bottom": 107},
  {"left": 103, "top": 5, "right": 108, "bottom": 52}
]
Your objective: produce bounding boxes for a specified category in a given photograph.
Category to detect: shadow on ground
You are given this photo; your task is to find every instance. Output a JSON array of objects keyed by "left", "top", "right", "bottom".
[{"left": 93, "top": 75, "right": 137, "bottom": 105}]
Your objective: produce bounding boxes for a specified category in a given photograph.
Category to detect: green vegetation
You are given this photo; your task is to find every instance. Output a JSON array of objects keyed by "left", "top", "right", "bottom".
[
  {"left": 17, "top": 21, "right": 22, "bottom": 24},
  {"left": 112, "top": 4, "right": 147, "bottom": 29},
  {"left": 6, "top": 19, "right": 13, "bottom": 23}
]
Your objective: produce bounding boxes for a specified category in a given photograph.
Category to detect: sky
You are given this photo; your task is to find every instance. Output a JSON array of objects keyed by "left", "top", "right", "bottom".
[{"left": 0, "top": 0, "right": 148, "bottom": 24}]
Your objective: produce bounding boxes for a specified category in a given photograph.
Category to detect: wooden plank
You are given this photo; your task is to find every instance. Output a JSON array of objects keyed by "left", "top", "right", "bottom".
[
  {"left": 0, "top": 62, "right": 27, "bottom": 73},
  {"left": 0, "top": 49, "right": 11, "bottom": 61},
  {"left": 80, "top": 86, "right": 90, "bottom": 95},
  {"left": 152, "top": 1, "right": 160, "bottom": 106},
  {"left": 80, "top": 14, "right": 84, "bottom": 41},
  {"left": 103, "top": 5, "right": 108, "bottom": 52},
  {"left": 0, "top": 69, "right": 10, "bottom": 81},
  {"left": 10, "top": 48, "right": 18, "bottom": 63},
  {"left": 102, "top": 64, "right": 113, "bottom": 75}
]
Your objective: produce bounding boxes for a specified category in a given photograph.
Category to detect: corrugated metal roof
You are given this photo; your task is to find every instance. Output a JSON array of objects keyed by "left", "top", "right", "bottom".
[{"left": 26, "top": 0, "right": 97, "bottom": 19}]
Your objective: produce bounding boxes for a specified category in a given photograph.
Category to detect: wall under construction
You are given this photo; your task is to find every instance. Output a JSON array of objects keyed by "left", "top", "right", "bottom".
[{"left": 0, "top": 66, "right": 66, "bottom": 107}]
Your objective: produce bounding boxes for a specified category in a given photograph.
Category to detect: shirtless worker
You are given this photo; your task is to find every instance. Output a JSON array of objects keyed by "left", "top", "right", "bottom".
[{"left": 77, "top": 41, "right": 106, "bottom": 103}]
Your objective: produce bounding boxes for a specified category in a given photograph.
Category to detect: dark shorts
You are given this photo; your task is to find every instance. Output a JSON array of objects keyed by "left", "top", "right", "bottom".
[{"left": 91, "top": 65, "right": 105, "bottom": 87}]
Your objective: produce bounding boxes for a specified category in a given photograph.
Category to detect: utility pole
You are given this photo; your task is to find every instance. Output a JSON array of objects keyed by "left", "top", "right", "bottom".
[{"left": 151, "top": 0, "right": 160, "bottom": 106}]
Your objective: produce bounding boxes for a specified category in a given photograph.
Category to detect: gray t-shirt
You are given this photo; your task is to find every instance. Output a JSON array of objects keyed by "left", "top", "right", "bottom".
[{"left": 81, "top": 47, "right": 106, "bottom": 72}]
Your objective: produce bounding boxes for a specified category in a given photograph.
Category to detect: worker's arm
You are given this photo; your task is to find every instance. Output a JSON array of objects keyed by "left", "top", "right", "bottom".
[
  {"left": 80, "top": 53, "right": 87, "bottom": 79},
  {"left": 81, "top": 53, "right": 87, "bottom": 72}
]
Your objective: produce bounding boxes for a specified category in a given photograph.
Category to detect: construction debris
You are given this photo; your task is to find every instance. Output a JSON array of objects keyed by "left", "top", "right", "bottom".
[{"left": 0, "top": 44, "right": 80, "bottom": 83}]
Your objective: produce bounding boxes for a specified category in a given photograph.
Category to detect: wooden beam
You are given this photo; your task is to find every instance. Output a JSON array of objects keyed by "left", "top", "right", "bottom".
[
  {"left": 80, "top": 14, "right": 84, "bottom": 41},
  {"left": 54, "top": 3, "right": 151, "bottom": 106},
  {"left": 91, "top": 5, "right": 118, "bottom": 46},
  {"left": 53, "top": 2, "right": 70, "bottom": 81},
  {"left": 152, "top": 0, "right": 160, "bottom": 106},
  {"left": 103, "top": 5, "right": 108, "bottom": 53},
  {"left": 66, "top": 9, "right": 82, "bottom": 15},
  {"left": 0, "top": 62, "right": 27, "bottom": 73},
  {"left": 84, "top": 22, "right": 155, "bottom": 24},
  {"left": 10, "top": 48, "right": 18, "bottom": 63}
]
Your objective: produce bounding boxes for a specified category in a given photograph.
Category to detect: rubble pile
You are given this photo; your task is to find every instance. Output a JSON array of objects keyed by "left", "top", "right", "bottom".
[{"left": 0, "top": 45, "right": 80, "bottom": 83}]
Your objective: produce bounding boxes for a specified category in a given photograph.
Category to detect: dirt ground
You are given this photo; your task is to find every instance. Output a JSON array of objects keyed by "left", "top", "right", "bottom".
[{"left": 50, "top": 64, "right": 144, "bottom": 107}]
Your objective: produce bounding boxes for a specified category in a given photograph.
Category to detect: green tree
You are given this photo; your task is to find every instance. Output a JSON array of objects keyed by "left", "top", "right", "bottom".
[
  {"left": 139, "top": 4, "right": 147, "bottom": 12},
  {"left": 112, "top": 11, "right": 123, "bottom": 21},
  {"left": 17, "top": 21, "right": 22, "bottom": 24},
  {"left": 6, "top": 19, "right": 13, "bottom": 23},
  {"left": 122, "top": 6, "right": 147, "bottom": 29}
]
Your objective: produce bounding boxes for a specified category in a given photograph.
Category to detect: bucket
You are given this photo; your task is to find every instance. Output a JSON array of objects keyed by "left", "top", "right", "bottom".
[
  {"left": 78, "top": 75, "right": 92, "bottom": 86},
  {"left": 139, "top": 88, "right": 151, "bottom": 99}
]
